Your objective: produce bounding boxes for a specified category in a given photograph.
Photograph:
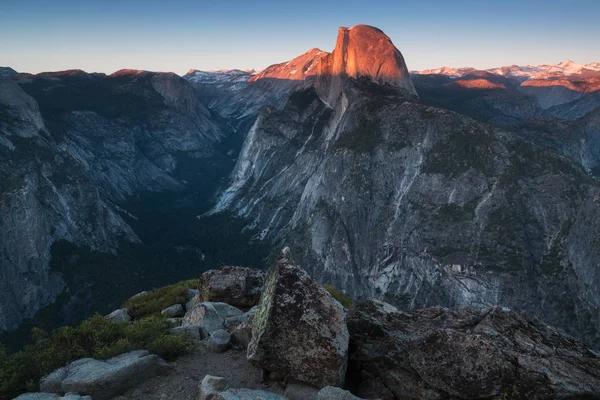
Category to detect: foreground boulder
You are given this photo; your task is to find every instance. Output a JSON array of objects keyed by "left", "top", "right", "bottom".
[
  {"left": 247, "top": 249, "right": 349, "bottom": 388},
  {"left": 170, "top": 324, "right": 203, "bottom": 340},
  {"left": 14, "top": 394, "right": 91, "bottom": 400},
  {"left": 208, "top": 329, "right": 231, "bottom": 353},
  {"left": 199, "top": 375, "right": 228, "bottom": 400},
  {"left": 200, "top": 266, "right": 266, "bottom": 308},
  {"left": 182, "top": 301, "right": 243, "bottom": 335},
  {"left": 347, "top": 300, "right": 600, "bottom": 400},
  {"left": 214, "top": 388, "right": 287, "bottom": 400},
  {"left": 284, "top": 381, "right": 320, "bottom": 400},
  {"left": 317, "top": 386, "right": 364, "bottom": 400},
  {"left": 39, "top": 350, "right": 170, "bottom": 400},
  {"left": 161, "top": 303, "right": 184, "bottom": 318}
]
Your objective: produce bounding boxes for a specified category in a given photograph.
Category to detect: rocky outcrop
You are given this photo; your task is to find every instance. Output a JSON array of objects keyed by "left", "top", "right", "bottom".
[
  {"left": 315, "top": 25, "right": 417, "bottom": 106},
  {"left": 199, "top": 375, "right": 228, "bottom": 400},
  {"left": 317, "top": 387, "right": 364, "bottom": 400},
  {"left": 208, "top": 329, "right": 232, "bottom": 353},
  {"left": 200, "top": 266, "right": 266, "bottom": 308},
  {"left": 182, "top": 301, "right": 244, "bottom": 336},
  {"left": 14, "top": 394, "right": 91, "bottom": 400},
  {"left": 214, "top": 389, "right": 287, "bottom": 400},
  {"left": 346, "top": 299, "right": 600, "bottom": 399},
  {"left": 198, "top": 374, "right": 287, "bottom": 400},
  {"left": 284, "top": 381, "right": 320, "bottom": 400},
  {"left": 39, "top": 350, "right": 170, "bottom": 400},
  {"left": 247, "top": 249, "right": 349, "bottom": 388},
  {"left": 161, "top": 304, "right": 185, "bottom": 318},
  {"left": 170, "top": 324, "right": 203, "bottom": 340}
]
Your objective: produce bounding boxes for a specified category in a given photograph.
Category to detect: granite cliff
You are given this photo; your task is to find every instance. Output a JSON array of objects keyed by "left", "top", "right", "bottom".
[{"left": 212, "top": 26, "right": 600, "bottom": 348}]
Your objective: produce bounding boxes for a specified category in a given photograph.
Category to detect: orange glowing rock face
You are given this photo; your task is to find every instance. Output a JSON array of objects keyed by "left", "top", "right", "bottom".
[
  {"left": 316, "top": 25, "right": 417, "bottom": 105},
  {"left": 453, "top": 79, "right": 506, "bottom": 89},
  {"left": 248, "top": 48, "right": 326, "bottom": 83},
  {"left": 330, "top": 26, "right": 412, "bottom": 85},
  {"left": 248, "top": 25, "right": 417, "bottom": 106},
  {"left": 521, "top": 77, "right": 600, "bottom": 93}
]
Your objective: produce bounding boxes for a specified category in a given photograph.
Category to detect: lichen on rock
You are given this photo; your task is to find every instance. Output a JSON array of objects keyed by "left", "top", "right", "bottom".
[{"left": 247, "top": 248, "right": 349, "bottom": 388}]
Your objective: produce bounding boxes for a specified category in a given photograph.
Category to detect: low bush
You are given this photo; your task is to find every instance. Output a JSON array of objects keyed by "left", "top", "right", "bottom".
[
  {"left": 123, "top": 279, "right": 199, "bottom": 320},
  {"left": 323, "top": 284, "right": 355, "bottom": 309},
  {"left": 0, "top": 315, "right": 188, "bottom": 400}
]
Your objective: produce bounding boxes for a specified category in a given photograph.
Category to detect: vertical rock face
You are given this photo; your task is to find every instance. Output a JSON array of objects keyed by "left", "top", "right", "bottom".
[
  {"left": 0, "top": 70, "right": 231, "bottom": 332},
  {"left": 316, "top": 25, "right": 417, "bottom": 106},
  {"left": 247, "top": 250, "right": 349, "bottom": 388},
  {"left": 0, "top": 79, "right": 138, "bottom": 331}
]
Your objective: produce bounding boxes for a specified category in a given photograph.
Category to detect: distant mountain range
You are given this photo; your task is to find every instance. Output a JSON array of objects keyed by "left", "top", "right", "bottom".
[{"left": 414, "top": 59, "right": 600, "bottom": 80}]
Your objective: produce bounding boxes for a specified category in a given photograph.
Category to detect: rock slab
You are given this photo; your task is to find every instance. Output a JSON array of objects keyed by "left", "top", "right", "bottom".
[
  {"left": 161, "top": 304, "right": 184, "bottom": 318},
  {"left": 316, "top": 386, "right": 364, "bottom": 400},
  {"left": 14, "top": 394, "right": 92, "bottom": 400},
  {"left": 182, "top": 301, "right": 243, "bottom": 336},
  {"left": 209, "top": 329, "right": 231, "bottom": 353},
  {"left": 214, "top": 388, "right": 288, "bottom": 400},
  {"left": 199, "top": 375, "right": 228, "bottom": 400},
  {"left": 39, "top": 350, "right": 170, "bottom": 400},
  {"left": 200, "top": 266, "right": 266, "bottom": 308},
  {"left": 247, "top": 249, "right": 349, "bottom": 388},
  {"left": 347, "top": 300, "right": 600, "bottom": 400}
]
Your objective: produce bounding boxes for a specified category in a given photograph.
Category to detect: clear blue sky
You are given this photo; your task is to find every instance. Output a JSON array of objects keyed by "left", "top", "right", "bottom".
[{"left": 0, "top": 0, "right": 598, "bottom": 75}]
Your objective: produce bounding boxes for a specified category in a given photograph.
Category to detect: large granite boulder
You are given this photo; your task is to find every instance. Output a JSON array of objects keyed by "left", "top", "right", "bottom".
[
  {"left": 199, "top": 375, "right": 228, "bottom": 400},
  {"left": 247, "top": 249, "right": 349, "bottom": 388},
  {"left": 284, "top": 381, "right": 320, "bottom": 400},
  {"left": 208, "top": 329, "right": 231, "bottom": 353},
  {"left": 161, "top": 304, "right": 184, "bottom": 318},
  {"left": 231, "top": 319, "right": 253, "bottom": 350},
  {"left": 200, "top": 266, "right": 266, "bottom": 308},
  {"left": 214, "top": 389, "right": 287, "bottom": 400},
  {"left": 347, "top": 299, "right": 600, "bottom": 400},
  {"left": 317, "top": 386, "right": 364, "bottom": 400},
  {"left": 170, "top": 324, "right": 203, "bottom": 340},
  {"left": 39, "top": 350, "right": 170, "bottom": 400},
  {"left": 182, "top": 301, "right": 243, "bottom": 336},
  {"left": 14, "top": 394, "right": 92, "bottom": 400}
]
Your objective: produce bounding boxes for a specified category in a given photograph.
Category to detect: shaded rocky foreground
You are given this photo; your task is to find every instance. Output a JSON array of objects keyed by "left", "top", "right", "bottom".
[{"left": 15, "top": 250, "right": 600, "bottom": 400}]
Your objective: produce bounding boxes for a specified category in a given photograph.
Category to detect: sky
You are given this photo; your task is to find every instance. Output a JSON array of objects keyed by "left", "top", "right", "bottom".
[{"left": 0, "top": 0, "right": 598, "bottom": 76}]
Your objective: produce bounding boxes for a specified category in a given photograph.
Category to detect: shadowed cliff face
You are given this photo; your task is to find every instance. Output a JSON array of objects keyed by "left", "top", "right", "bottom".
[
  {"left": 0, "top": 70, "right": 240, "bottom": 332},
  {"left": 0, "top": 79, "right": 138, "bottom": 331}
]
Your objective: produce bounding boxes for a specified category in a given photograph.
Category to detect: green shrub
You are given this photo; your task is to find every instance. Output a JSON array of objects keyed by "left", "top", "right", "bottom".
[
  {"left": 148, "top": 333, "right": 189, "bottom": 360},
  {"left": 93, "top": 338, "right": 136, "bottom": 360},
  {"left": 0, "top": 313, "right": 189, "bottom": 400},
  {"left": 123, "top": 279, "right": 199, "bottom": 320},
  {"left": 323, "top": 284, "right": 355, "bottom": 309}
]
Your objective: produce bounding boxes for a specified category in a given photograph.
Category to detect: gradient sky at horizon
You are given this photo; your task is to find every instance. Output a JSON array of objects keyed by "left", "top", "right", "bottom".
[{"left": 1, "top": 0, "right": 598, "bottom": 75}]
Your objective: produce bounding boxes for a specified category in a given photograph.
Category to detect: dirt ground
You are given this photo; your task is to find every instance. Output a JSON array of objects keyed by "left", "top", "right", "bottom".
[{"left": 112, "top": 344, "right": 286, "bottom": 400}]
